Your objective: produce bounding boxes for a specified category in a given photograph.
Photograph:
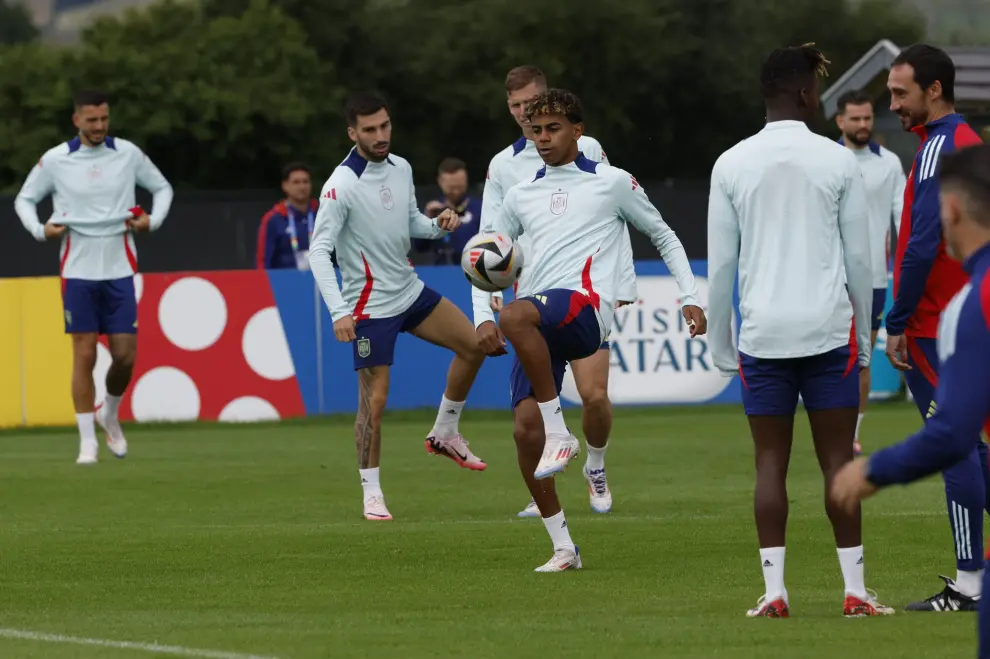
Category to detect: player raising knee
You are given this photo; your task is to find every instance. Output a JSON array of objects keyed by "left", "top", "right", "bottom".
[
  {"left": 474, "top": 66, "right": 638, "bottom": 518},
  {"left": 488, "top": 89, "right": 705, "bottom": 571},
  {"left": 14, "top": 90, "right": 173, "bottom": 465},
  {"left": 309, "top": 93, "right": 488, "bottom": 522},
  {"left": 707, "top": 45, "right": 891, "bottom": 618}
]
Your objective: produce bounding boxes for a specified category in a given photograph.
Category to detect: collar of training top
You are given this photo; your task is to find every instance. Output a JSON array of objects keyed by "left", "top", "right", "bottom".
[
  {"left": 837, "top": 137, "right": 882, "bottom": 156},
  {"left": 911, "top": 112, "right": 967, "bottom": 138},
  {"left": 342, "top": 147, "right": 396, "bottom": 178},
  {"left": 963, "top": 242, "right": 990, "bottom": 275},
  {"left": 67, "top": 135, "right": 117, "bottom": 153}
]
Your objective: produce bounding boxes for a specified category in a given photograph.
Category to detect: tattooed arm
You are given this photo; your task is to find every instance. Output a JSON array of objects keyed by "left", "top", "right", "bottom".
[{"left": 355, "top": 366, "right": 388, "bottom": 468}]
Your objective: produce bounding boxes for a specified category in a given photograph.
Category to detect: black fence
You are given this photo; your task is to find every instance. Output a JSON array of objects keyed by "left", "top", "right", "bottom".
[{"left": 0, "top": 180, "right": 711, "bottom": 278}]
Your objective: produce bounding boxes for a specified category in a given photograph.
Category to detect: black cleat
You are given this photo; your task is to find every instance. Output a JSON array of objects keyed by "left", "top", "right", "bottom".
[{"left": 905, "top": 575, "right": 980, "bottom": 612}]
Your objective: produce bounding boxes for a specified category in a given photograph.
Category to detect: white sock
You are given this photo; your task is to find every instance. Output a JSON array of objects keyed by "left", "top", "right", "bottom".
[
  {"left": 76, "top": 413, "right": 96, "bottom": 444},
  {"left": 586, "top": 443, "right": 607, "bottom": 471},
  {"left": 759, "top": 547, "right": 787, "bottom": 602},
  {"left": 359, "top": 467, "right": 383, "bottom": 500},
  {"left": 855, "top": 413, "right": 865, "bottom": 441},
  {"left": 433, "top": 395, "right": 464, "bottom": 437},
  {"left": 956, "top": 569, "right": 984, "bottom": 598},
  {"left": 837, "top": 545, "right": 867, "bottom": 599},
  {"left": 105, "top": 394, "right": 122, "bottom": 422},
  {"left": 542, "top": 510, "right": 576, "bottom": 553},
  {"left": 538, "top": 398, "right": 568, "bottom": 437}
]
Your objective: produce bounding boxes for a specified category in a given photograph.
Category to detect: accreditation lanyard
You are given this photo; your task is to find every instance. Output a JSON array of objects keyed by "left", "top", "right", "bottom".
[{"left": 286, "top": 203, "right": 315, "bottom": 271}]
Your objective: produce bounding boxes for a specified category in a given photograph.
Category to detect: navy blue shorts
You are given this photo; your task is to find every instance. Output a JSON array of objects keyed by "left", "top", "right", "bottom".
[
  {"left": 871, "top": 288, "right": 886, "bottom": 332},
  {"left": 62, "top": 277, "right": 137, "bottom": 335},
  {"left": 738, "top": 344, "right": 859, "bottom": 415},
  {"left": 352, "top": 286, "right": 442, "bottom": 370},
  {"left": 508, "top": 288, "right": 602, "bottom": 408}
]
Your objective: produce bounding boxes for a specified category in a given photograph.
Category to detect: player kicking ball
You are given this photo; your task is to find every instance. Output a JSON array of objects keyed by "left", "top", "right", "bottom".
[
  {"left": 473, "top": 65, "right": 638, "bottom": 518},
  {"left": 707, "top": 45, "right": 892, "bottom": 617},
  {"left": 309, "top": 93, "right": 488, "bottom": 522},
  {"left": 15, "top": 90, "right": 173, "bottom": 465},
  {"left": 483, "top": 89, "right": 705, "bottom": 571}
]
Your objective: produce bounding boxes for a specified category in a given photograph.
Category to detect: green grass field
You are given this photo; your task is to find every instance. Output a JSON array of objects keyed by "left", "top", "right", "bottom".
[{"left": 0, "top": 403, "right": 979, "bottom": 658}]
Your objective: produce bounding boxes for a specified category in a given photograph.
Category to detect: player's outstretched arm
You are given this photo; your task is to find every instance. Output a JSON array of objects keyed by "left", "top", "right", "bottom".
[
  {"left": 133, "top": 148, "right": 173, "bottom": 231},
  {"left": 404, "top": 161, "right": 448, "bottom": 240},
  {"left": 885, "top": 161, "right": 943, "bottom": 336},
  {"left": 705, "top": 162, "right": 740, "bottom": 375},
  {"left": 309, "top": 180, "right": 352, "bottom": 328},
  {"left": 14, "top": 158, "right": 55, "bottom": 242},
  {"left": 868, "top": 291, "right": 990, "bottom": 486},
  {"left": 838, "top": 154, "right": 873, "bottom": 366},
  {"left": 613, "top": 171, "right": 698, "bottom": 304},
  {"left": 472, "top": 189, "right": 524, "bottom": 328}
]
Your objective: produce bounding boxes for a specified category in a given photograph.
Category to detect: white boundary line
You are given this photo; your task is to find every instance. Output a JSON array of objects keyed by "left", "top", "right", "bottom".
[{"left": 0, "top": 628, "right": 282, "bottom": 659}]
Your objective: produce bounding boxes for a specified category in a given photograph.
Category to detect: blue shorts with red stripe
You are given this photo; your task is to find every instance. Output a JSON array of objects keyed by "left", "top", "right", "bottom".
[
  {"left": 738, "top": 344, "right": 860, "bottom": 415},
  {"left": 62, "top": 277, "right": 137, "bottom": 335},
  {"left": 352, "top": 286, "right": 442, "bottom": 370},
  {"left": 509, "top": 288, "right": 602, "bottom": 408}
]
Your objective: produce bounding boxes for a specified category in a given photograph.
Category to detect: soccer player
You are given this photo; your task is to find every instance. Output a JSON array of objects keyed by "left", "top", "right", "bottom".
[
  {"left": 489, "top": 88, "right": 705, "bottom": 571},
  {"left": 834, "top": 90, "right": 907, "bottom": 455},
  {"left": 14, "top": 90, "right": 173, "bottom": 465},
  {"left": 831, "top": 143, "right": 990, "bottom": 652},
  {"left": 474, "top": 65, "right": 638, "bottom": 518},
  {"left": 884, "top": 44, "right": 990, "bottom": 611},
  {"left": 707, "top": 45, "right": 891, "bottom": 617},
  {"left": 309, "top": 93, "right": 488, "bottom": 522}
]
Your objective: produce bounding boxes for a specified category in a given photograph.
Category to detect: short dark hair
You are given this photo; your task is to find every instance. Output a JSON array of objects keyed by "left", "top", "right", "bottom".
[
  {"left": 281, "top": 162, "right": 311, "bottom": 182},
  {"left": 73, "top": 89, "right": 109, "bottom": 109},
  {"left": 505, "top": 66, "right": 547, "bottom": 93},
  {"left": 345, "top": 92, "right": 388, "bottom": 127},
  {"left": 760, "top": 43, "right": 830, "bottom": 100},
  {"left": 939, "top": 144, "right": 990, "bottom": 227},
  {"left": 437, "top": 157, "right": 467, "bottom": 175},
  {"left": 836, "top": 90, "right": 874, "bottom": 114},
  {"left": 525, "top": 88, "right": 583, "bottom": 124},
  {"left": 892, "top": 44, "right": 956, "bottom": 103}
]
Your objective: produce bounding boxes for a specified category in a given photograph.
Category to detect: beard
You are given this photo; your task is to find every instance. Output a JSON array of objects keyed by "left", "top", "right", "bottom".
[{"left": 844, "top": 131, "right": 871, "bottom": 147}]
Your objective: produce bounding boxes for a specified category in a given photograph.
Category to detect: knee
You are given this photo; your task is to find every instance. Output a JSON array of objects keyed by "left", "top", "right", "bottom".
[
  {"left": 513, "top": 419, "right": 544, "bottom": 452},
  {"left": 498, "top": 302, "right": 527, "bottom": 337},
  {"left": 579, "top": 386, "right": 610, "bottom": 415},
  {"left": 111, "top": 346, "right": 136, "bottom": 370},
  {"left": 73, "top": 342, "right": 98, "bottom": 370}
]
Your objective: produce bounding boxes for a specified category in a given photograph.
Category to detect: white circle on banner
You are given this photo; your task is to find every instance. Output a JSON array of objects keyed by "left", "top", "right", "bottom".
[
  {"left": 158, "top": 277, "right": 227, "bottom": 351},
  {"left": 218, "top": 396, "right": 281, "bottom": 422},
  {"left": 92, "top": 342, "right": 112, "bottom": 404},
  {"left": 131, "top": 366, "right": 200, "bottom": 421},
  {"left": 242, "top": 307, "right": 295, "bottom": 381},
  {"left": 133, "top": 273, "right": 144, "bottom": 304}
]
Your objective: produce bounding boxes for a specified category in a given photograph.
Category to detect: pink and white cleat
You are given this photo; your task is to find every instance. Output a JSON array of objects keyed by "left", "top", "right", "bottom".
[
  {"left": 95, "top": 402, "right": 127, "bottom": 458},
  {"left": 425, "top": 433, "right": 486, "bottom": 471},
  {"left": 363, "top": 495, "right": 393, "bottom": 521},
  {"left": 534, "top": 546, "right": 582, "bottom": 572},
  {"left": 534, "top": 433, "right": 580, "bottom": 480}
]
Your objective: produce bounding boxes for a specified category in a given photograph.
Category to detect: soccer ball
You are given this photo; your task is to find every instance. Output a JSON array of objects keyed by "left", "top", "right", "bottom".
[{"left": 461, "top": 233, "right": 523, "bottom": 293}]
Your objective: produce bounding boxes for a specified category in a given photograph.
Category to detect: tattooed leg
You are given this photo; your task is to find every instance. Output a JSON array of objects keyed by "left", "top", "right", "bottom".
[{"left": 356, "top": 366, "right": 389, "bottom": 469}]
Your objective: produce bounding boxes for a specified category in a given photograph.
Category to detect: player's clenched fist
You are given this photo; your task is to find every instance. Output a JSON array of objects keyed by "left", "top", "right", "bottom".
[
  {"left": 682, "top": 305, "right": 707, "bottom": 337},
  {"left": 43, "top": 223, "right": 66, "bottom": 240},
  {"left": 334, "top": 316, "right": 357, "bottom": 342},
  {"left": 476, "top": 321, "right": 507, "bottom": 356},
  {"left": 437, "top": 208, "right": 462, "bottom": 232}
]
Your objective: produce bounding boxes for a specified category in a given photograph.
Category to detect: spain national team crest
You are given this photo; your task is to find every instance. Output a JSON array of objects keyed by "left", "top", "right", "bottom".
[
  {"left": 550, "top": 191, "right": 568, "bottom": 215},
  {"left": 357, "top": 337, "right": 371, "bottom": 358},
  {"left": 380, "top": 187, "right": 394, "bottom": 211}
]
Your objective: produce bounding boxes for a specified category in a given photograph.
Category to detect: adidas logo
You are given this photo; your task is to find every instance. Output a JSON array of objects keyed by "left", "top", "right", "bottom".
[
  {"left": 856, "top": 556, "right": 864, "bottom": 565},
  {"left": 554, "top": 407, "right": 561, "bottom": 414},
  {"left": 561, "top": 521, "right": 568, "bottom": 528},
  {"left": 361, "top": 478, "right": 368, "bottom": 483},
  {"left": 446, "top": 409, "right": 457, "bottom": 414},
  {"left": 763, "top": 559, "right": 773, "bottom": 568}
]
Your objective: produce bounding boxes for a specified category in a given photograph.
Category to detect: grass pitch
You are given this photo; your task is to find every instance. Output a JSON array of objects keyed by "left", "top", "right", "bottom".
[{"left": 0, "top": 404, "right": 977, "bottom": 658}]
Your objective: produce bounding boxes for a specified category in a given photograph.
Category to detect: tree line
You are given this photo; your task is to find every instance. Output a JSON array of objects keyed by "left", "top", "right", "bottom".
[{"left": 0, "top": 0, "right": 925, "bottom": 193}]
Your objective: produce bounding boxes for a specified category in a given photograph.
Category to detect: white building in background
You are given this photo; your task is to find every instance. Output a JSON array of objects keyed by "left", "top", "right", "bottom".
[{"left": 17, "top": 0, "right": 160, "bottom": 43}]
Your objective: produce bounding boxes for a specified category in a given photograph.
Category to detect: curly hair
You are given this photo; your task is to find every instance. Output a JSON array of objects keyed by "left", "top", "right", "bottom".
[
  {"left": 760, "top": 43, "right": 830, "bottom": 100},
  {"left": 524, "top": 88, "right": 584, "bottom": 124}
]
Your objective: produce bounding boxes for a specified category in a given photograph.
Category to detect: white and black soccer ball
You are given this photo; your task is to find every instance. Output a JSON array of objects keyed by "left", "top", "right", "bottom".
[{"left": 461, "top": 233, "right": 524, "bottom": 293}]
